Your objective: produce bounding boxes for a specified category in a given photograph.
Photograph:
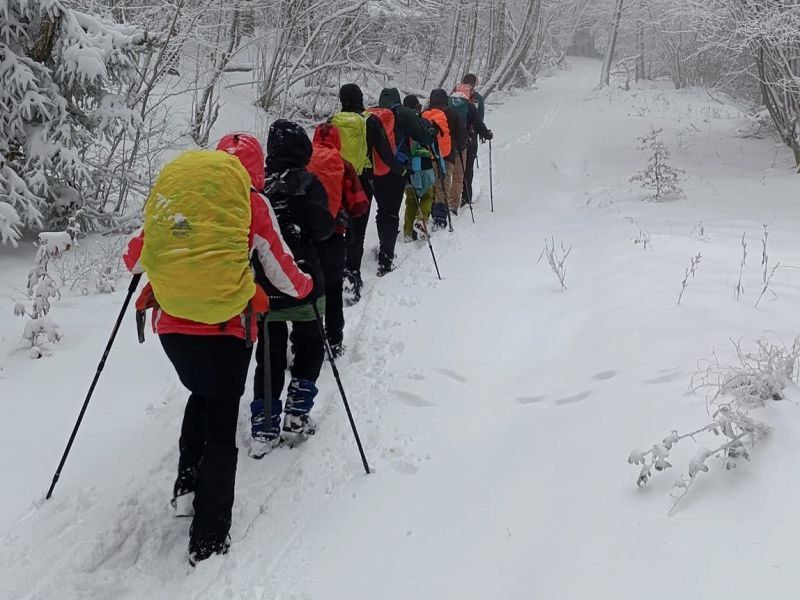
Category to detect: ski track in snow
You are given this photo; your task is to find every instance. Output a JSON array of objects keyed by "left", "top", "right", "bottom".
[{"left": 3, "top": 58, "right": 800, "bottom": 599}]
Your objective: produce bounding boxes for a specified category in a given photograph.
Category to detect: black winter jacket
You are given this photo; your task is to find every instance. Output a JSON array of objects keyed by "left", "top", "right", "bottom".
[
  {"left": 378, "top": 87, "right": 435, "bottom": 169},
  {"left": 255, "top": 120, "right": 335, "bottom": 310}
]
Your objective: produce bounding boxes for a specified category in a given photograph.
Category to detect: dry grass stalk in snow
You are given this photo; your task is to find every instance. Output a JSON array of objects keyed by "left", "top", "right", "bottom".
[
  {"left": 755, "top": 224, "right": 780, "bottom": 309},
  {"left": 538, "top": 236, "right": 572, "bottom": 292},
  {"left": 677, "top": 253, "right": 702, "bottom": 305},
  {"left": 734, "top": 233, "right": 747, "bottom": 301}
]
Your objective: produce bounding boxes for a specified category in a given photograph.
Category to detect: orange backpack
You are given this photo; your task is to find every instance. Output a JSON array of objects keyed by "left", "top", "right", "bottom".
[
  {"left": 367, "top": 107, "right": 397, "bottom": 176},
  {"left": 308, "top": 124, "right": 345, "bottom": 218},
  {"left": 422, "top": 108, "right": 451, "bottom": 158}
]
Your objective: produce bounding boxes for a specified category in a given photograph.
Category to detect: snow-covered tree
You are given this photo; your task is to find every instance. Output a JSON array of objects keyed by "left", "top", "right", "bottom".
[
  {"left": 631, "top": 127, "right": 685, "bottom": 200},
  {"left": 0, "top": 0, "right": 146, "bottom": 245}
]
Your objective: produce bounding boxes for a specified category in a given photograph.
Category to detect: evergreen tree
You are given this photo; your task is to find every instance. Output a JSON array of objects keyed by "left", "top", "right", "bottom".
[{"left": 0, "top": 1, "right": 146, "bottom": 245}]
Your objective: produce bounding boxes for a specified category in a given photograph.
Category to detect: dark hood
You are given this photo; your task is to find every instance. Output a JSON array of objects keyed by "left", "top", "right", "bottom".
[
  {"left": 379, "top": 87, "right": 402, "bottom": 109},
  {"left": 265, "top": 119, "right": 312, "bottom": 174},
  {"left": 339, "top": 83, "right": 365, "bottom": 112},
  {"left": 429, "top": 88, "right": 449, "bottom": 110}
]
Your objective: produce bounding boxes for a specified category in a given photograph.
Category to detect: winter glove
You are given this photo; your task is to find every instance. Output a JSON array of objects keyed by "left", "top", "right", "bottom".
[
  {"left": 481, "top": 129, "right": 494, "bottom": 142},
  {"left": 335, "top": 209, "right": 349, "bottom": 231}
]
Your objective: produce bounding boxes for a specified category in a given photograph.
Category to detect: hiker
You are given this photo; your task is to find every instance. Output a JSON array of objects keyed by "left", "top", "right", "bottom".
[
  {"left": 250, "top": 119, "right": 336, "bottom": 458},
  {"left": 331, "top": 83, "right": 404, "bottom": 304},
  {"left": 460, "top": 74, "right": 493, "bottom": 207},
  {"left": 402, "top": 95, "right": 439, "bottom": 241},
  {"left": 425, "top": 88, "right": 463, "bottom": 228},
  {"left": 369, "top": 87, "right": 435, "bottom": 276},
  {"left": 449, "top": 78, "right": 492, "bottom": 212},
  {"left": 307, "top": 123, "right": 369, "bottom": 357},
  {"left": 123, "top": 135, "right": 313, "bottom": 565}
]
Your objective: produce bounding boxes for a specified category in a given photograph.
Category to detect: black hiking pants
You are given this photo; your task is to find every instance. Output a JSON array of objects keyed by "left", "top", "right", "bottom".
[
  {"left": 160, "top": 333, "right": 252, "bottom": 556},
  {"left": 463, "top": 133, "right": 479, "bottom": 204},
  {"left": 318, "top": 232, "right": 346, "bottom": 347},
  {"left": 254, "top": 318, "right": 325, "bottom": 402},
  {"left": 373, "top": 171, "right": 407, "bottom": 270},
  {"left": 345, "top": 173, "right": 374, "bottom": 274}
]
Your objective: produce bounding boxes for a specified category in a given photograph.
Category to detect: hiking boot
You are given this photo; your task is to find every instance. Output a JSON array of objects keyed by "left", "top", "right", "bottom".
[
  {"left": 329, "top": 340, "right": 345, "bottom": 358},
  {"left": 248, "top": 436, "right": 282, "bottom": 459},
  {"left": 250, "top": 398, "right": 280, "bottom": 445},
  {"left": 377, "top": 263, "right": 394, "bottom": 277},
  {"left": 343, "top": 269, "right": 363, "bottom": 305},
  {"left": 189, "top": 533, "right": 231, "bottom": 567},
  {"left": 403, "top": 233, "right": 414, "bottom": 243},
  {"left": 282, "top": 414, "right": 317, "bottom": 436},
  {"left": 413, "top": 219, "right": 428, "bottom": 240}
]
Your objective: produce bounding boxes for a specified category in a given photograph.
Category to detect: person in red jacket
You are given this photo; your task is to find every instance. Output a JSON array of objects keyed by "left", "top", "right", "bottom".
[
  {"left": 124, "top": 133, "right": 312, "bottom": 565},
  {"left": 307, "top": 123, "right": 369, "bottom": 357}
]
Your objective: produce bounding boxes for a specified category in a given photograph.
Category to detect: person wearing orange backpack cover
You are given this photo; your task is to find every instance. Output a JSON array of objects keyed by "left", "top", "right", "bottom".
[
  {"left": 307, "top": 123, "right": 369, "bottom": 357},
  {"left": 124, "top": 133, "right": 312, "bottom": 565},
  {"left": 424, "top": 88, "right": 463, "bottom": 230}
]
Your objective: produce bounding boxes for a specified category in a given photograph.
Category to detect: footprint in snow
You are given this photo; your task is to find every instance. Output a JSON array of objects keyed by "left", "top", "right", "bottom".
[
  {"left": 435, "top": 368, "right": 468, "bottom": 383},
  {"left": 515, "top": 396, "right": 546, "bottom": 405},
  {"left": 554, "top": 391, "right": 592, "bottom": 406},
  {"left": 593, "top": 370, "right": 619, "bottom": 381},
  {"left": 391, "top": 460, "right": 419, "bottom": 476},
  {"left": 392, "top": 390, "right": 434, "bottom": 407},
  {"left": 646, "top": 370, "right": 684, "bottom": 384}
]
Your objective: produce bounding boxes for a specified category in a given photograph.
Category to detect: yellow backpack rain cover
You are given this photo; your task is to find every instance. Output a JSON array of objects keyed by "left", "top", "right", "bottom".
[
  {"left": 139, "top": 150, "right": 255, "bottom": 324},
  {"left": 331, "top": 111, "right": 371, "bottom": 175}
]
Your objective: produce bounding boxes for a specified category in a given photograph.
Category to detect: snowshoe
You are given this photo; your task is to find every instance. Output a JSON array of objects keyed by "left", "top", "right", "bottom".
[
  {"left": 171, "top": 491, "right": 195, "bottom": 518},
  {"left": 282, "top": 414, "right": 317, "bottom": 436}
]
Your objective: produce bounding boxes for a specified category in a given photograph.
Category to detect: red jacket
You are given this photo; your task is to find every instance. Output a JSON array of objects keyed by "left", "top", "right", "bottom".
[
  {"left": 308, "top": 124, "right": 369, "bottom": 234},
  {"left": 124, "top": 134, "right": 312, "bottom": 340}
]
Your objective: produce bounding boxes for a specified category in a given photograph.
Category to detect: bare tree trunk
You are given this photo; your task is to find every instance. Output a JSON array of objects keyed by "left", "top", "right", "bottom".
[{"left": 600, "top": 0, "right": 624, "bottom": 87}]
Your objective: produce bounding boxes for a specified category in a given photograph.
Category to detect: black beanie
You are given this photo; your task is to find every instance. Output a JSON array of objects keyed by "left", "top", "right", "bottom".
[
  {"left": 403, "top": 94, "right": 421, "bottom": 110},
  {"left": 339, "top": 83, "right": 364, "bottom": 110}
]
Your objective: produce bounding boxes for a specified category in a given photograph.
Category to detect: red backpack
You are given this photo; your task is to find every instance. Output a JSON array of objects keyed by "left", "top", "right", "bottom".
[{"left": 367, "top": 107, "right": 397, "bottom": 176}]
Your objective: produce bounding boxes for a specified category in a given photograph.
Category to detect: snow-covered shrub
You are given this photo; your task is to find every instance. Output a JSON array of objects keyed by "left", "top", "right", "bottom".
[
  {"left": 630, "top": 127, "right": 685, "bottom": 201},
  {"left": 13, "top": 222, "right": 80, "bottom": 357},
  {"left": 630, "top": 337, "right": 798, "bottom": 515},
  {"left": 0, "top": 0, "right": 146, "bottom": 244},
  {"left": 50, "top": 234, "right": 127, "bottom": 294},
  {"left": 538, "top": 236, "right": 571, "bottom": 292}
]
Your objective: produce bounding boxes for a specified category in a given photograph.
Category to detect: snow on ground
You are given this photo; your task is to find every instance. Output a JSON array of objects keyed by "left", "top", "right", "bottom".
[{"left": 2, "top": 58, "right": 800, "bottom": 599}]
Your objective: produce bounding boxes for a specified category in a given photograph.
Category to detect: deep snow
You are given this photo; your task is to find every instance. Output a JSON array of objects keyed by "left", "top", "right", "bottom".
[{"left": 2, "top": 58, "right": 800, "bottom": 599}]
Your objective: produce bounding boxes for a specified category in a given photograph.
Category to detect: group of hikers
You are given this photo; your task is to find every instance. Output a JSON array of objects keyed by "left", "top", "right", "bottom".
[{"left": 124, "top": 74, "right": 493, "bottom": 565}]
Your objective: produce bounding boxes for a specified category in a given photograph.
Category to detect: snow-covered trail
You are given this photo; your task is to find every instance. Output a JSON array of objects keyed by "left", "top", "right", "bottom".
[{"left": 3, "top": 58, "right": 800, "bottom": 599}]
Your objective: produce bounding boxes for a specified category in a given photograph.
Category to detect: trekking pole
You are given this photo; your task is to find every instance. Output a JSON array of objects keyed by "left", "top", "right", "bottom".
[
  {"left": 458, "top": 151, "right": 476, "bottom": 224},
  {"left": 310, "top": 300, "right": 370, "bottom": 475},
  {"left": 406, "top": 179, "right": 442, "bottom": 281},
  {"left": 46, "top": 273, "right": 142, "bottom": 500},
  {"left": 489, "top": 139, "right": 494, "bottom": 213}
]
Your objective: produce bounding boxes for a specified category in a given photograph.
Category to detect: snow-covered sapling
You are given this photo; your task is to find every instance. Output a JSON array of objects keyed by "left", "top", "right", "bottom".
[
  {"left": 629, "top": 338, "right": 787, "bottom": 514},
  {"left": 538, "top": 236, "right": 572, "bottom": 292},
  {"left": 755, "top": 224, "right": 780, "bottom": 309},
  {"left": 677, "top": 253, "right": 702, "bottom": 305},
  {"left": 14, "top": 223, "right": 79, "bottom": 358},
  {"left": 630, "top": 127, "right": 685, "bottom": 201},
  {"left": 734, "top": 233, "right": 747, "bottom": 301}
]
